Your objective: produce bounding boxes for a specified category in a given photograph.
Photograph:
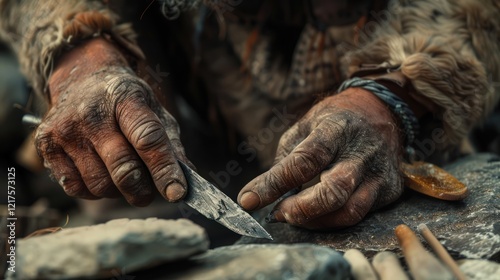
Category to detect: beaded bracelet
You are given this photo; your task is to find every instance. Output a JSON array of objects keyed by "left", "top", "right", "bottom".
[{"left": 338, "top": 77, "right": 419, "bottom": 154}]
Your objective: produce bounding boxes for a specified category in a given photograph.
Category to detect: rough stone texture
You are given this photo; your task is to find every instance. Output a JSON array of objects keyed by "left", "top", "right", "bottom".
[
  {"left": 458, "top": 259, "right": 500, "bottom": 280},
  {"left": 145, "top": 244, "right": 350, "bottom": 280},
  {"left": 238, "top": 153, "right": 500, "bottom": 261},
  {"left": 7, "top": 218, "right": 209, "bottom": 280}
]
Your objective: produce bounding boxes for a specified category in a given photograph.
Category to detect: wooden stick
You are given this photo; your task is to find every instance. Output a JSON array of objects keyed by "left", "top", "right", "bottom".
[
  {"left": 372, "top": 251, "right": 409, "bottom": 280},
  {"left": 344, "top": 249, "right": 378, "bottom": 280},
  {"left": 418, "top": 224, "right": 467, "bottom": 280},
  {"left": 395, "top": 224, "right": 453, "bottom": 280}
]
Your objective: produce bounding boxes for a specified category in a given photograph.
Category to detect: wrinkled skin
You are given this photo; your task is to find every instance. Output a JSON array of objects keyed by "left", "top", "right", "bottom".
[
  {"left": 37, "top": 38, "right": 190, "bottom": 206},
  {"left": 38, "top": 38, "right": 404, "bottom": 229},
  {"left": 238, "top": 88, "right": 405, "bottom": 229}
]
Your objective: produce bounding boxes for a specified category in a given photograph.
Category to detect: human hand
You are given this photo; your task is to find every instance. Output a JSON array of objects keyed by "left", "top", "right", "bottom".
[
  {"left": 36, "top": 38, "right": 190, "bottom": 206},
  {"left": 238, "top": 88, "right": 404, "bottom": 229}
]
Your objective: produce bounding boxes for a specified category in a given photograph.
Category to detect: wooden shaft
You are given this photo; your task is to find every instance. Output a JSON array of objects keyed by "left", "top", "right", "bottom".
[
  {"left": 395, "top": 224, "right": 453, "bottom": 280},
  {"left": 418, "top": 224, "right": 467, "bottom": 280}
]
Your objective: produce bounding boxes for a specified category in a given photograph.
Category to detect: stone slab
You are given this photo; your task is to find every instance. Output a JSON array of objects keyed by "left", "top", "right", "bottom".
[
  {"left": 238, "top": 154, "right": 500, "bottom": 261},
  {"left": 143, "top": 244, "right": 350, "bottom": 280},
  {"left": 7, "top": 218, "right": 209, "bottom": 279}
]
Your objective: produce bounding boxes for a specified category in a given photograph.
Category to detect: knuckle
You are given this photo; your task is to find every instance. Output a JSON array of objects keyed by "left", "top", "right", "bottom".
[
  {"left": 119, "top": 174, "right": 153, "bottom": 202},
  {"left": 323, "top": 116, "right": 347, "bottom": 136},
  {"left": 324, "top": 113, "right": 361, "bottom": 144},
  {"left": 288, "top": 150, "right": 320, "bottom": 181},
  {"left": 324, "top": 115, "right": 345, "bottom": 129},
  {"left": 265, "top": 163, "right": 303, "bottom": 199},
  {"left": 264, "top": 170, "right": 287, "bottom": 197},
  {"left": 58, "top": 177, "right": 86, "bottom": 197},
  {"left": 34, "top": 127, "right": 54, "bottom": 154},
  {"left": 107, "top": 75, "right": 152, "bottom": 103},
  {"left": 133, "top": 120, "right": 168, "bottom": 151},
  {"left": 344, "top": 205, "right": 366, "bottom": 226},
  {"left": 106, "top": 76, "right": 130, "bottom": 96},
  {"left": 78, "top": 102, "right": 109, "bottom": 129},
  {"left": 295, "top": 146, "right": 322, "bottom": 166},
  {"left": 57, "top": 120, "right": 79, "bottom": 142},
  {"left": 110, "top": 159, "right": 145, "bottom": 192},
  {"left": 149, "top": 161, "right": 178, "bottom": 184},
  {"left": 321, "top": 180, "right": 350, "bottom": 208},
  {"left": 38, "top": 118, "right": 80, "bottom": 147},
  {"left": 331, "top": 176, "right": 353, "bottom": 197},
  {"left": 86, "top": 175, "right": 114, "bottom": 197},
  {"left": 288, "top": 202, "right": 312, "bottom": 225},
  {"left": 34, "top": 129, "right": 64, "bottom": 170}
]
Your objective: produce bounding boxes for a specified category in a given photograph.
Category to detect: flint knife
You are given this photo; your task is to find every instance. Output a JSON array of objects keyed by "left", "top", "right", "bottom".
[{"left": 177, "top": 160, "right": 272, "bottom": 240}]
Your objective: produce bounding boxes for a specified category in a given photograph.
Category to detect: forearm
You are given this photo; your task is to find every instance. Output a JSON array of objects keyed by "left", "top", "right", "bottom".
[
  {"left": 342, "top": 0, "right": 500, "bottom": 148},
  {"left": 49, "top": 37, "right": 130, "bottom": 104},
  {"left": 0, "top": 0, "right": 143, "bottom": 103}
]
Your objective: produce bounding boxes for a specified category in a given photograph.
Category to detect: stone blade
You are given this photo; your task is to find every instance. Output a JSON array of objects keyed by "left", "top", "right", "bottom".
[{"left": 178, "top": 161, "right": 273, "bottom": 240}]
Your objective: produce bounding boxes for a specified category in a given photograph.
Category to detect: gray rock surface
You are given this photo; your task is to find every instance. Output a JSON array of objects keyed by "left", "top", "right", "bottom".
[
  {"left": 163, "top": 244, "right": 350, "bottom": 280},
  {"left": 238, "top": 154, "right": 500, "bottom": 261},
  {"left": 8, "top": 218, "right": 209, "bottom": 279},
  {"left": 458, "top": 259, "right": 500, "bottom": 280}
]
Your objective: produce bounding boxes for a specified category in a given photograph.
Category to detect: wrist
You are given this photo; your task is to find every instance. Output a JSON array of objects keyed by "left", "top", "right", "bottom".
[
  {"left": 330, "top": 87, "right": 405, "bottom": 152},
  {"left": 367, "top": 72, "right": 428, "bottom": 119},
  {"left": 333, "top": 87, "right": 397, "bottom": 124},
  {"left": 48, "top": 37, "right": 129, "bottom": 104},
  {"left": 350, "top": 66, "right": 429, "bottom": 118},
  {"left": 337, "top": 77, "right": 420, "bottom": 153}
]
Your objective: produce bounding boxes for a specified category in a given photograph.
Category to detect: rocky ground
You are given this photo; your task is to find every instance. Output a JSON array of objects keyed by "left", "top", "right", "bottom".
[
  {"left": 238, "top": 153, "right": 500, "bottom": 261},
  {"left": 5, "top": 153, "right": 500, "bottom": 279}
]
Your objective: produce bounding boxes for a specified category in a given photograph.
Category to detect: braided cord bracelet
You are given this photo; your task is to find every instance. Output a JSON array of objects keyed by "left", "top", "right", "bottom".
[{"left": 338, "top": 77, "right": 419, "bottom": 156}]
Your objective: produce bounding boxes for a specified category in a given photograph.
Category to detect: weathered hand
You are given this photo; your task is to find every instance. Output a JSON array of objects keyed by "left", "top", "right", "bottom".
[
  {"left": 36, "top": 38, "right": 190, "bottom": 206},
  {"left": 238, "top": 88, "right": 404, "bottom": 229}
]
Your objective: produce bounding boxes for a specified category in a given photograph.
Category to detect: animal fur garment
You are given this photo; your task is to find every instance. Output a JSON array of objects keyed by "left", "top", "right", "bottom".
[
  {"left": 0, "top": 0, "right": 143, "bottom": 103},
  {"left": 0, "top": 0, "right": 499, "bottom": 163},
  {"left": 342, "top": 0, "right": 500, "bottom": 148}
]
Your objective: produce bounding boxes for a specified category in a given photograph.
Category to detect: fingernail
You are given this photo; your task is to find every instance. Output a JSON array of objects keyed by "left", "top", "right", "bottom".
[
  {"left": 165, "top": 182, "right": 185, "bottom": 202},
  {"left": 239, "top": 192, "right": 260, "bottom": 211},
  {"left": 266, "top": 209, "right": 285, "bottom": 223}
]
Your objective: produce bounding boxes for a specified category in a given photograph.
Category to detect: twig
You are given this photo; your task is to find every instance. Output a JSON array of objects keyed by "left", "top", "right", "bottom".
[
  {"left": 395, "top": 224, "right": 453, "bottom": 280},
  {"left": 418, "top": 224, "right": 467, "bottom": 280}
]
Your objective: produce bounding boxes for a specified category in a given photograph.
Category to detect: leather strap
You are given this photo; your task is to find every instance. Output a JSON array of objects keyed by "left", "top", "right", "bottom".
[{"left": 350, "top": 64, "right": 429, "bottom": 118}]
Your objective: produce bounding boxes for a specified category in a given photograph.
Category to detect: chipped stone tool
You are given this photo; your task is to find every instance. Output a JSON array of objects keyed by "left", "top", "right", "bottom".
[{"left": 178, "top": 160, "right": 273, "bottom": 240}]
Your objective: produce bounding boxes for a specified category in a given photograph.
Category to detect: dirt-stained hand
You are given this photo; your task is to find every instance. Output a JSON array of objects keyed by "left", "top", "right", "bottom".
[
  {"left": 238, "top": 88, "right": 405, "bottom": 229},
  {"left": 36, "top": 38, "right": 190, "bottom": 206}
]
